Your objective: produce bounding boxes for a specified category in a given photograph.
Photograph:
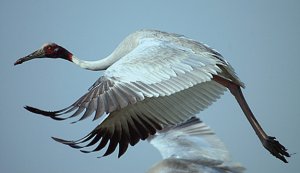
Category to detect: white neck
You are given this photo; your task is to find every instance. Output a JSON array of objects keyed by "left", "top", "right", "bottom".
[
  {"left": 70, "top": 32, "right": 141, "bottom": 71},
  {"left": 71, "top": 54, "right": 119, "bottom": 71}
]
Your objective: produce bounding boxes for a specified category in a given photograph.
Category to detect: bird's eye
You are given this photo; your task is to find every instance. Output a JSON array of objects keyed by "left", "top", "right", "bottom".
[{"left": 47, "top": 46, "right": 52, "bottom": 50}]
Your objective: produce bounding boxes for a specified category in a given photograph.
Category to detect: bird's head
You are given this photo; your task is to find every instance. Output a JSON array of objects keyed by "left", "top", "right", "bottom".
[{"left": 14, "top": 43, "right": 73, "bottom": 65}]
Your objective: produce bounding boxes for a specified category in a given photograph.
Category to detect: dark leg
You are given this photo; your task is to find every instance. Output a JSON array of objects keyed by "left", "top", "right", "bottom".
[{"left": 213, "top": 75, "right": 290, "bottom": 163}]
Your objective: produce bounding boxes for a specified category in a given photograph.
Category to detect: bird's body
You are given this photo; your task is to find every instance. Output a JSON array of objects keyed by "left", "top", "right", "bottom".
[
  {"left": 15, "top": 29, "right": 289, "bottom": 162},
  {"left": 147, "top": 117, "right": 245, "bottom": 173}
]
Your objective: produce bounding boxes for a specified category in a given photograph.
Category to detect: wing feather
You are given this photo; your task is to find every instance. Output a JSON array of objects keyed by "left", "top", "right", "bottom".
[
  {"left": 93, "top": 94, "right": 106, "bottom": 120},
  {"left": 147, "top": 117, "right": 245, "bottom": 173},
  {"left": 52, "top": 81, "right": 226, "bottom": 157}
]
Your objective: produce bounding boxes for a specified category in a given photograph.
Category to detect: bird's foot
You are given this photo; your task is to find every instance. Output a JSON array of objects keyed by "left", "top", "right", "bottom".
[{"left": 262, "top": 136, "right": 290, "bottom": 163}]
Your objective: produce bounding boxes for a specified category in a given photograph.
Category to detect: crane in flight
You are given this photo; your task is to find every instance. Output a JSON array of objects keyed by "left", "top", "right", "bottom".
[
  {"left": 147, "top": 117, "right": 245, "bottom": 173},
  {"left": 14, "top": 29, "right": 289, "bottom": 163}
]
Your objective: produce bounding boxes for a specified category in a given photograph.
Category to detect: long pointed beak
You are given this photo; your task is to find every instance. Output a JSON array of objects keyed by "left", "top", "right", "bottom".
[{"left": 14, "top": 48, "right": 45, "bottom": 66}]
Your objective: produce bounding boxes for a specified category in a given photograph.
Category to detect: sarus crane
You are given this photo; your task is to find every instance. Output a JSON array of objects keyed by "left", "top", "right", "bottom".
[
  {"left": 14, "top": 29, "right": 289, "bottom": 163},
  {"left": 147, "top": 117, "right": 245, "bottom": 173}
]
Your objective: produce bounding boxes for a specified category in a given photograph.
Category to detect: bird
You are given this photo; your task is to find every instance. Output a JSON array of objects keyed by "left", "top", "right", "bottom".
[
  {"left": 147, "top": 116, "right": 245, "bottom": 173},
  {"left": 14, "top": 29, "right": 289, "bottom": 162}
]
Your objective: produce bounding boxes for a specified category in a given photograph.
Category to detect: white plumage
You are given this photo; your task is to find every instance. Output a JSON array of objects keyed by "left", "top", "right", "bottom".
[
  {"left": 147, "top": 117, "right": 245, "bottom": 173},
  {"left": 15, "top": 29, "right": 289, "bottom": 162}
]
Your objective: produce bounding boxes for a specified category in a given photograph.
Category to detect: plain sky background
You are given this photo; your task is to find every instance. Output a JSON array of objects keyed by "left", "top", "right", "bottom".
[{"left": 1, "top": 0, "right": 299, "bottom": 173}]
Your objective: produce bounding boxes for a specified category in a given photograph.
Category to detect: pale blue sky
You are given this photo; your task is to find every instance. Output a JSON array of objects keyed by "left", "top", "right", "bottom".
[{"left": 1, "top": 0, "right": 299, "bottom": 173}]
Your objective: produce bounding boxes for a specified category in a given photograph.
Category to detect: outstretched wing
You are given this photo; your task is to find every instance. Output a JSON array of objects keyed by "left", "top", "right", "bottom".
[
  {"left": 148, "top": 117, "right": 230, "bottom": 162},
  {"left": 147, "top": 117, "right": 245, "bottom": 173},
  {"left": 26, "top": 35, "right": 241, "bottom": 157},
  {"left": 46, "top": 80, "right": 226, "bottom": 157}
]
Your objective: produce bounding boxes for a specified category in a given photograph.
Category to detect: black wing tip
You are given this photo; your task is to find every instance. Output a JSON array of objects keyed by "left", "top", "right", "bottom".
[
  {"left": 24, "top": 105, "right": 55, "bottom": 116},
  {"left": 52, "top": 136, "right": 84, "bottom": 148},
  {"left": 24, "top": 105, "right": 41, "bottom": 113},
  {"left": 118, "top": 151, "right": 125, "bottom": 158},
  {"left": 51, "top": 132, "right": 129, "bottom": 159},
  {"left": 80, "top": 149, "right": 92, "bottom": 153},
  {"left": 24, "top": 105, "right": 66, "bottom": 120},
  {"left": 51, "top": 136, "right": 69, "bottom": 144}
]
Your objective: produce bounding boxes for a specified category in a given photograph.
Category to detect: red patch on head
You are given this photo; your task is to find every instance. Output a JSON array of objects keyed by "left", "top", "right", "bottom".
[
  {"left": 43, "top": 43, "right": 72, "bottom": 61},
  {"left": 67, "top": 52, "right": 73, "bottom": 61},
  {"left": 43, "top": 43, "right": 60, "bottom": 58}
]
